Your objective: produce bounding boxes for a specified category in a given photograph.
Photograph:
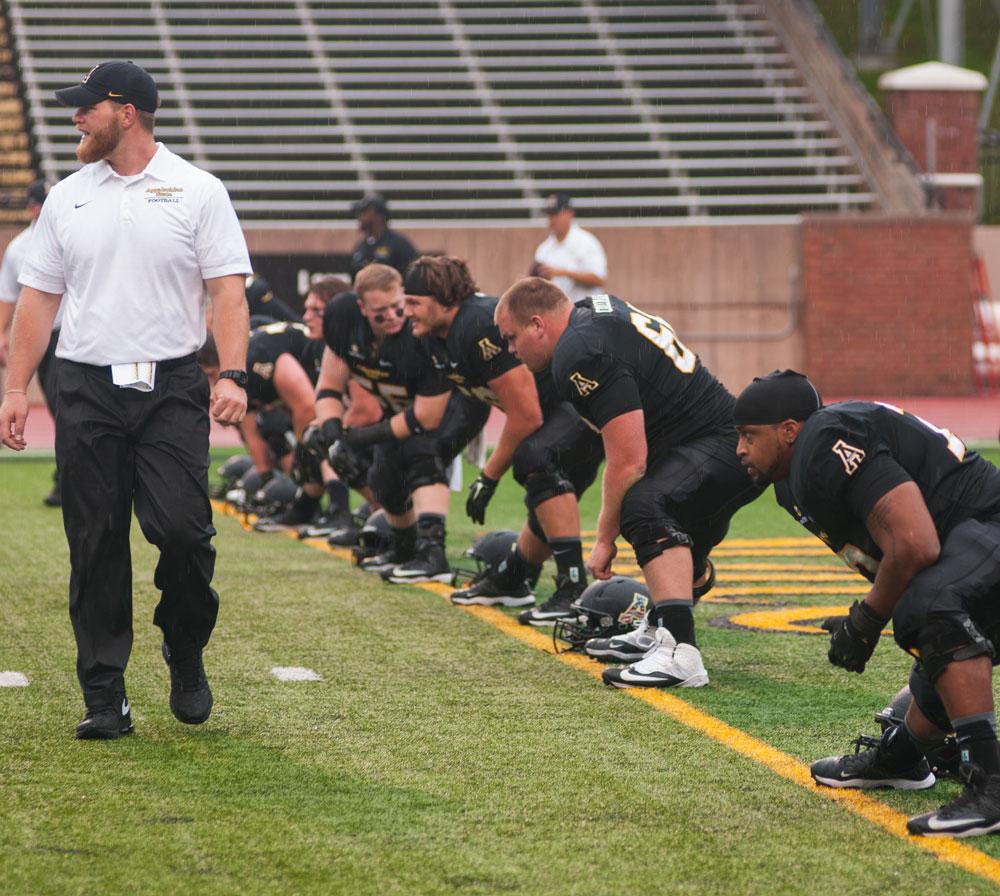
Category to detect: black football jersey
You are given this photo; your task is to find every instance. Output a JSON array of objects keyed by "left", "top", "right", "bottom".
[
  {"left": 246, "top": 321, "right": 324, "bottom": 411},
  {"left": 323, "top": 291, "right": 448, "bottom": 415},
  {"left": 425, "top": 294, "right": 558, "bottom": 411},
  {"left": 551, "top": 294, "right": 735, "bottom": 445},
  {"left": 775, "top": 401, "right": 1000, "bottom": 582}
]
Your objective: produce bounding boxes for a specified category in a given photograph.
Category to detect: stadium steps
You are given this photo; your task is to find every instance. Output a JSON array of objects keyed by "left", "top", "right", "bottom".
[
  {"left": 6, "top": 0, "right": 915, "bottom": 224},
  {"left": 0, "top": 8, "right": 36, "bottom": 224}
]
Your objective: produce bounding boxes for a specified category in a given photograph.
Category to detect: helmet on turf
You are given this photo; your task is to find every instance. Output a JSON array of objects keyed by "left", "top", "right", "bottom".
[
  {"left": 552, "top": 576, "right": 650, "bottom": 653},
  {"left": 466, "top": 529, "right": 519, "bottom": 572},
  {"left": 212, "top": 454, "right": 253, "bottom": 499},
  {"left": 351, "top": 509, "right": 394, "bottom": 564},
  {"left": 874, "top": 685, "right": 960, "bottom": 779},
  {"left": 250, "top": 473, "right": 298, "bottom": 518},
  {"left": 226, "top": 468, "right": 271, "bottom": 511}
]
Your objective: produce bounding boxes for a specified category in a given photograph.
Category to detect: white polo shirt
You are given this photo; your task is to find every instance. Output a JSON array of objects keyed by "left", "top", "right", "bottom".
[
  {"left": 1, "top": 224, "right": 64, "bottom": 329},
  {"left": 534, "top": 222, "right": 607, "bottom": 304},
  {"left": 19, "top": 143, "right": 251, "bottom": 365}
]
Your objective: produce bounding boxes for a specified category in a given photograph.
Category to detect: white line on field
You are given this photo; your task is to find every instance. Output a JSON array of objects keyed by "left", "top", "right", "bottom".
[
  {"left": 0, "top": 671, "right": 29, "bottom": 687},
  {"left": 271, "top": 666, "right": 322, "bottom": 682}
]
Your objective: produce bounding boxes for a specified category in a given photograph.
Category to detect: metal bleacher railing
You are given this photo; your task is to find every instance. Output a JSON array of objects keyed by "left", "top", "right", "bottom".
[{"left": 8, "top": 0, "right": 877, "bottom": 226}]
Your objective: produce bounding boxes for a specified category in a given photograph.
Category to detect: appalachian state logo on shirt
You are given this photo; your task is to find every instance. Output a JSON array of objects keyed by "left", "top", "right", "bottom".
[
  {"left": 570, "top": 371, "right": 599, "bottom": 396},
  {"left": 478, "top": 338, "right": 501, "bottom": 361},
  {"left": 252, "top": 361, "right": 274, "bottom": 380},
  {"left": 832, "top": 439, "right": 865, "bottom": 475}
]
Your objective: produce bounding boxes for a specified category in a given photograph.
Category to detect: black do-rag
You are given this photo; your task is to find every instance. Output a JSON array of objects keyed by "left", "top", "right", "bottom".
[
  {"left": 403, "top": 263, "right": 447, "bottom": 305},
  {"left": 733, "top": 370, "right": 822, "bottom": 426}
]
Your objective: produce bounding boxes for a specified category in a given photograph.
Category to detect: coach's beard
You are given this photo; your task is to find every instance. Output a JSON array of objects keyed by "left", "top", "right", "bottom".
[{"left": 76, "top": 119, "right": 122, "bottom": 164}]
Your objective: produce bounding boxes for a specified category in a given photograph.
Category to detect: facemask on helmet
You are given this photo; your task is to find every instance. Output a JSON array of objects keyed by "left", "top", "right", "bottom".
[
  {"left": 351, "top": 509, "right": 394, "bottom": 565},
  {"left": 250, "top": 473, "right": 298, "bottom": 518},
  {"left": 452, "top": 529, "right": 520, "bottom": 584},
  {"left": 226, "top": 468, "right": 272, "bottom": 512},
  {"left": 553, "top": 576, "right": 650, "bottom": 653},
  {"left": 212, "top": 454, "right": 253, "bottom": 499}
]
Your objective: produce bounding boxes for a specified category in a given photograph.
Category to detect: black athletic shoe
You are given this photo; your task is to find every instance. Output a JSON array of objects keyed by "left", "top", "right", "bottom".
[
  {"left": 75, "top": 695, "right": 133, "bottom": 740},
  {"left": 386, "top": 541, "right": 453, "bottom": 584},
  {"left": 908, "top": 764, "right": 1000, "bottom": 837},
  {"left": 517, "top": 575, "right": 585, "bottom": 626},
  {"left": 43, "top": 484, "right": 61, "bottom": 507},
  {"left": 162, "top": 643, "right": 212, "bottom": 725},
  {"left": 450, "top": 569, "right": 535, "bottom": 607},
  {"left": 811, "top": 735, "right": 936, "bottom": 790},
  {"left": 299, "top": 506, "right": 354, "bottom": 540},
  {"left": 360, "top": 545, "right": 413, "bottom": 574}
]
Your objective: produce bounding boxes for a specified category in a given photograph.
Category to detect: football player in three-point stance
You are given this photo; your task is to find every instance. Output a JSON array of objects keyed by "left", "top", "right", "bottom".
[
  {"left": 735, "top": 370, "right": 1000, "bottom": 838},
  {"left": 494, "top": 278, "right": 761, "bottom": 688},
  {"left": 404, "top": 256, "right": 604, "bottom": 620},
  {"left": 311, "top": 263, "right": 489, "bottom": 583}
]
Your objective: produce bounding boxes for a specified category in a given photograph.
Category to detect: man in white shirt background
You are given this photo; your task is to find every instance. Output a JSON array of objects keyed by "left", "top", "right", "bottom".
[
  {"left": 532, "top": 193, "right": 608, "bottom": 303},
  {"left": 0, "top": 61, "right": 252, "bottom": 741},
  {"left": 0, "top": 178, "right": 62, "bottom": 506}
]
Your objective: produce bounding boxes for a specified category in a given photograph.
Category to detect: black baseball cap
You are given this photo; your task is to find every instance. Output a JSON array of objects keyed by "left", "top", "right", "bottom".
[
  {"left": 543, "top": 193, "right": 572, "bottom": 214},
  {"left": 352, "top": 193, "right": 389, "bottom": 217},
  {"left": 55, "top": 61, "right": 159, "bottom": 114}
]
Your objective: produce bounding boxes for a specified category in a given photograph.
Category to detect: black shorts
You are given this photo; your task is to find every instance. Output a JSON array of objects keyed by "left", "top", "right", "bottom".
[
  {"left": 620, "top": 429, "right": 763, "bottom": 569},
  {"left": 893, "top": 516, "right": 1000, "bottom": 679},
  {"left": 514, "top": 400, "right": 604, "bottom": 503}
]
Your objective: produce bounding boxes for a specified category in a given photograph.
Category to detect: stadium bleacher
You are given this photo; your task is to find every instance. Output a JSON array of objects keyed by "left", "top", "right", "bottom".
[{"left": 7, "top": 0, "right": 876, "bottom": 224}]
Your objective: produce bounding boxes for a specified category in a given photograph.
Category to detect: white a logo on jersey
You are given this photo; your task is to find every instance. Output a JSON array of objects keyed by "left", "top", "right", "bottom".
[
  {"left": 478, "top": 338, "right": 501, "bottom": 361},
  {"left": 832, "top": 439, "right": 865, "bottom": 475}
]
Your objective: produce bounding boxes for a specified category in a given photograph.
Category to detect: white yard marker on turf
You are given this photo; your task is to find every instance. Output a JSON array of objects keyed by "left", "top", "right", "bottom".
[
  {"left": 271, "top": 666, "right": 322, "bottom": 682},
  {"left": 0, "top": 672, "right": 29, "bottom": 687}
]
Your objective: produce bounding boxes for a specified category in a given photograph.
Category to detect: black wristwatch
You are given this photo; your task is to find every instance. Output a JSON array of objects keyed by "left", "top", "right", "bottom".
[{"left": 219, "top": 369, "right": 248, "bottom": 389}]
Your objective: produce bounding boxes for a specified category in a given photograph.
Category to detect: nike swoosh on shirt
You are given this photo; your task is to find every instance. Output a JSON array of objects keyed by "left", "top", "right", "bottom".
[{"left": 74, "top": 201, "right": 93, "bottom": 209}]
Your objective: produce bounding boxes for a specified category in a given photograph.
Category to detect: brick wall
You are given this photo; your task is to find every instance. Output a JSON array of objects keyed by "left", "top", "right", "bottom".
[
  {"left": 801, "top": 214, "right": 975, "bottom": 395},
  {"left": 884, "top": 90, "right": 979, "bottom": 174}
]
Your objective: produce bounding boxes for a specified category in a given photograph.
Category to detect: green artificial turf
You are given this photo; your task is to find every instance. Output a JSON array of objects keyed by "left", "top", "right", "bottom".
[{"left": 3, "top": 450, "right": 1000, "bottom": 894}]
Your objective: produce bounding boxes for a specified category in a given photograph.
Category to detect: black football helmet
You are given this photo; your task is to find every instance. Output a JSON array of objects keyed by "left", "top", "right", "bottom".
[
  {"left": 212, "top": 454, "right": 253, "bottom": 499},
  {"left": 872, "top": 685, "right": 960, "bottom": 779},
  {"left": 552, "top": 576, "right": 651, "bottom": 653},
  {"left": 453, "top": 530, "right": 542, "bottom": 587},
  {"left": 225, "top": 468, "right": 272, "bottom": 511},
  {"left": 351, "top": 509, "right": 394, "bottom": 565},
  {"left": 250, "top": 473, "right": 298, "bottom": 518}
]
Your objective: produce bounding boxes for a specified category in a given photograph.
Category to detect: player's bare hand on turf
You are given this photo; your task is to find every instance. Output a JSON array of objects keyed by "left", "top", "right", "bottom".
[
  {"left": 0, "top": 392, "right": 28, "bottom": 451},
  {"left": 587, "top": 539, "right": 617, "bottom": 581},
  {"left": 821, "top": 600, "right": 887, "bottom": 673},
  {"left": 211, "top": 377, "right": 247, "bottom": 426}
]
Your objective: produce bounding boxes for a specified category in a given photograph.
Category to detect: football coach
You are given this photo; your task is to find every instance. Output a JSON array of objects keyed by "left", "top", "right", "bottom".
[{"left": 0, "top": 61, "right": 252, "bottom": 740}]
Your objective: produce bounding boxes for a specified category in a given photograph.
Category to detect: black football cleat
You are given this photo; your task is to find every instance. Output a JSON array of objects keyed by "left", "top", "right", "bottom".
[
  {"left": 908, "top": 764, "right": 1000, "bottom": 837},
  {"left": 386, "top": 540, "right": 454, "bottom": 584},
  {"left": 451, "top": 569, "right": 535, "bottom": 607},
  {"left": 811, "top": 735, "right": 936, "bottom": 790},
  {"left": 517, "top": 575, "right": 585, "bottom": 626},
  {"left": 162, "top": 643, "right": 213, "bottom": 725}
]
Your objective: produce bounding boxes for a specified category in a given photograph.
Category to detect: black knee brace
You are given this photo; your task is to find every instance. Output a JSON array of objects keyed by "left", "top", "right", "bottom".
[
  {"left": 405, "top": 454, "right": 448, "bottom": 492},
  {"left": 908, "top": 664, "right": 953, "bottom": 733},
  {"left": 900, "top": 612, "right": 995, "bottom": 682},
  {"left": 622, "top": 520, "right": 694, "bottom": 568},
  {"left": 520, "top": 469, "right": 575, "bottom": 511},
  {"left": 526, "top": 510, "right": 548, "bottom": 545}
]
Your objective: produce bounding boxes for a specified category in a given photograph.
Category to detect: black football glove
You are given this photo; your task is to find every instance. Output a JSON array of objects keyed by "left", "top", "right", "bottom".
[
  {"left": 291, "top": 441, "right": 322, "bottom": 486},
  {"left": 328, "top": 438, "right": 368, "bottom": 490},
  {"left": 821, "top": 600, "right": 888, "bottom": 674},
  {"left": 304, "top": 418, "right": 343, "bottom": 462},
  {"left": 466, "top": 473, "right": 498, "bottom": 524},
  {"left": 344, "top": 419, "right": 394, "bottom": 451}
]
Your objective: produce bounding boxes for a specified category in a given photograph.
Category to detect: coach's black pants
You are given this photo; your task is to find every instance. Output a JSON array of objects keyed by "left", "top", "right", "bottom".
[{"left": 55, "top": 357, "right": 218, "bottom": 709}]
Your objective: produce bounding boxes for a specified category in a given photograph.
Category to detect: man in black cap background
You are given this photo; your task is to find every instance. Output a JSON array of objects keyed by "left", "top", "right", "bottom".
[
  {"left": 734, "top": 370, "right": 1000, "bottom": 838},
  {"left": 349, "top": 193, "right": 418, "bottom": 279},
  {"left": 531, "top": 193, "right": 607, "bottom": 303},
  {"left": 0, "top": 60, "right": 252, "bottom": 740},
  {"left": 0, "top": 178, "right": 62, "bottom": 505}
]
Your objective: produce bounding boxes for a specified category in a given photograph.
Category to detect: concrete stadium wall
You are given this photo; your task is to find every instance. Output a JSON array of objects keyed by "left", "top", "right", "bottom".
[
  {"left": 2, "top": 216, "right": 978, "bottom": 403},
  {"left": 246, "top": 223, "right": 804, "bottom": 394}
]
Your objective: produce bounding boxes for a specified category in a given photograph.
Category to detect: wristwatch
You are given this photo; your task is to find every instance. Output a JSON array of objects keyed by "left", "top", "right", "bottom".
[{"left": 218, "top": 369, "right": 248, "bottom": 389}]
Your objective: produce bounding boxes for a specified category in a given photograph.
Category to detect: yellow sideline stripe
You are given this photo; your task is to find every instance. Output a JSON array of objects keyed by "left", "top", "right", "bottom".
[{"left": 212, "top": 501, "right": 1000, "bottom": 885}]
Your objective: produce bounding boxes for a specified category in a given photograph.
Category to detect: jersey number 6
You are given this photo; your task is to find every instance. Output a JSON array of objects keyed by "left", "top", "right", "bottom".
[{"left": 627, "top": 305, "right": 696, "bottom": 374}]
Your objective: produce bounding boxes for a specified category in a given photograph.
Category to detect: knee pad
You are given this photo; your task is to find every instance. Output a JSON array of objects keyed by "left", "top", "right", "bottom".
[
  {"left": 899, "top": 612, "right": 995, "bottom": 682},
  {"left": 620, "top": 516, "right": 693, "bottom": 569},
  {"left": 368, "top": 460, "right": 411, "bottom": 517},
  {"left": 520, "top": 469, "right": 575, "bottom": 511},
  {"left": 908, "top": 664, "right": 953, "bottom": 733},
  {"left": 405, "top": 454, "right": 448, "bottom": 492}
]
